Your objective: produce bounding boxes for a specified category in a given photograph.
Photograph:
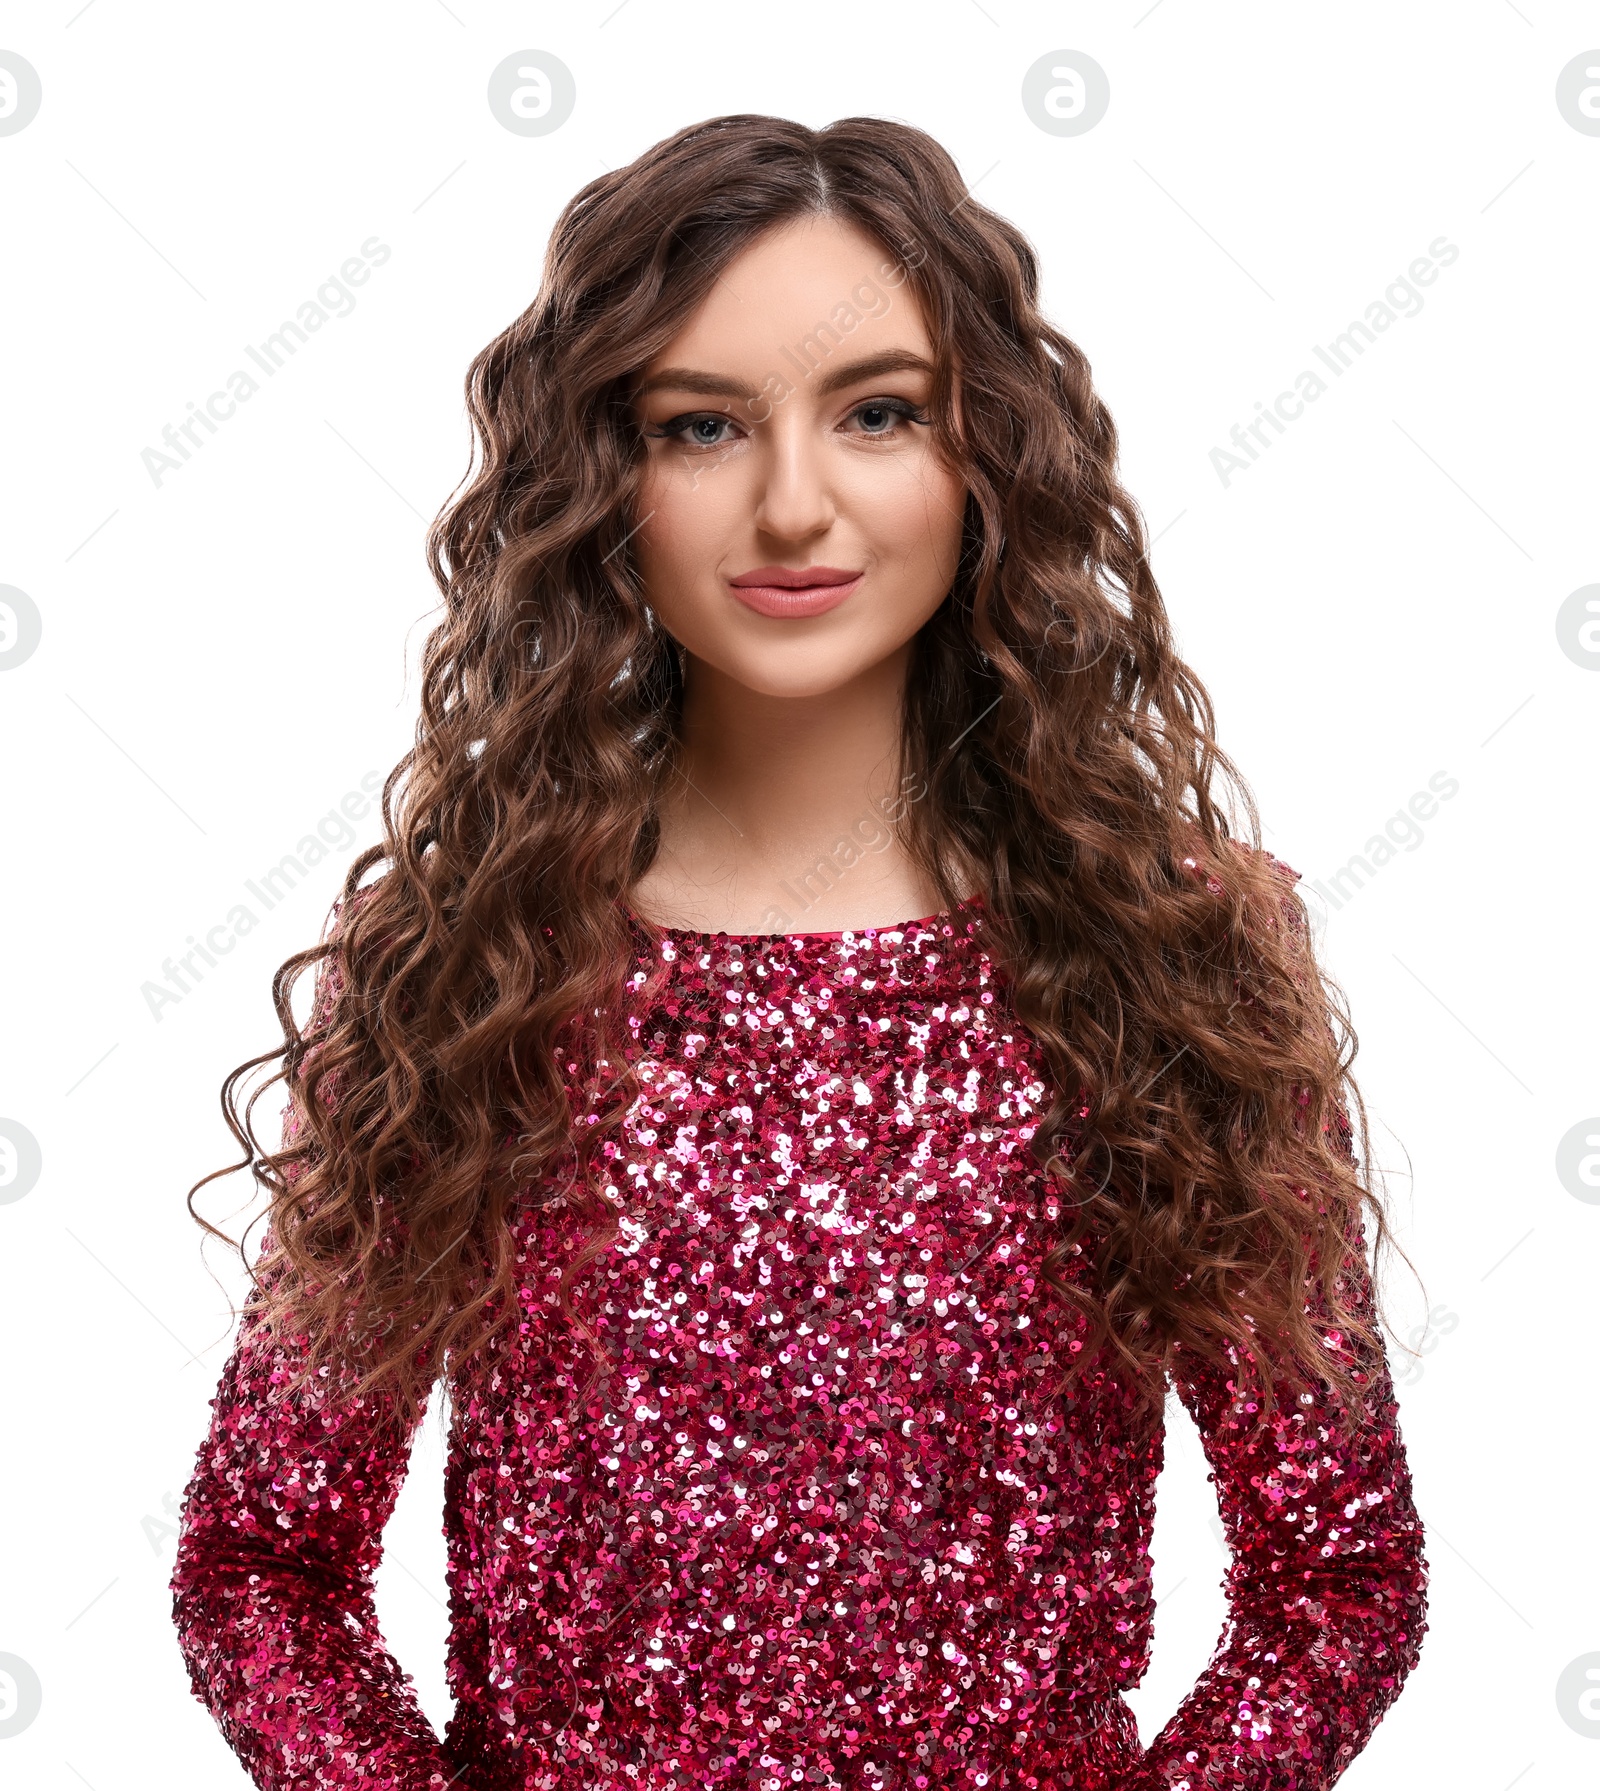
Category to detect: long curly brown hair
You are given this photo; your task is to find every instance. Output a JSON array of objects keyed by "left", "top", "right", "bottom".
[{"left": 188, "top": 113, "right": 1420, "bottom": 1442}]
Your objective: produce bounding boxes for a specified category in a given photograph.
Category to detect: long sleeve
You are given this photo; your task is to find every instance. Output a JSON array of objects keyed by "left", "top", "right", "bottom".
[
  {"left": 170, "top": 904, "right": 454, "bottom": 1789},
  {"left": 169, "top": 1257, "right": 452, "bottom": 1789},
  {"left": 1127, "top": 1226, "right": 1430, "bottom": 1791}
]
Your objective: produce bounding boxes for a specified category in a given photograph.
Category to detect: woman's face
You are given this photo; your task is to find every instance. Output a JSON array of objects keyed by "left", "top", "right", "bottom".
[{"left": 628, "top": 214, "right": 968, "bottom": 700}]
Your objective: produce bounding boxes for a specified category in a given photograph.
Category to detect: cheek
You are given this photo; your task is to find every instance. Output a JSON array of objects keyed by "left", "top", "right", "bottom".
[
  {"left": 852, "top": 455, "right": 966, "bottom": 567},
  {"left": 928, "top": 462, "right": 970, "bottom": 561},
  {"left": 634, "top": 458, "right": 744, "bottom": 582}
]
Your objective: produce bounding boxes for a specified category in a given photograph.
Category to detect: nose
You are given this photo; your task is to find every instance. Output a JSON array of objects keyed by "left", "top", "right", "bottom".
[{"left": 750, "top": 414, "right": 837, "bottom": 543}]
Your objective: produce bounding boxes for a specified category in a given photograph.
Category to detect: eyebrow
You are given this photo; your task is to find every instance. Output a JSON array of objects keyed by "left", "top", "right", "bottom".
[{"left": 631, "top": 349, "right": 937, "bottom": 404}]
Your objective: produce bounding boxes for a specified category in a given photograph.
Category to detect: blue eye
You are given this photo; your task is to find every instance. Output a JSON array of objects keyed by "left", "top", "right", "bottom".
[
  {"left": 656, "top": 414, "right": 738, "bottom": 448},
  {"left": 648, "top": 397, "right": 929, "bottom": 450},
  {"left": 850, "top": 398, "right": 927, "bottom": 435}
]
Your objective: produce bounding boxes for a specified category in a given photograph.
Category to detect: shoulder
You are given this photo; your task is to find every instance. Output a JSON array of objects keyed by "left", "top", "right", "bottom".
[
  {"left": 1175, "top": 826, "right": 1303, "bottom": 897},
  {"left": 1175, "top": 832, "right": 1317, "bottom": 973},
  {"left": 307, "top": 876, "right": 389, "bottom": 1027}
]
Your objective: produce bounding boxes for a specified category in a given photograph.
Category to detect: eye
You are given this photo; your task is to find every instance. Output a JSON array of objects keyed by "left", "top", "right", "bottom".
[
  {"left": 847, "top": 397, "right": 929, "bottom": 437},
  {"left": 647, "top": 410, "right": 744, "bottom": 449},
  {"left": 645, "top": 395, "right": 931, "bottom": 452}
]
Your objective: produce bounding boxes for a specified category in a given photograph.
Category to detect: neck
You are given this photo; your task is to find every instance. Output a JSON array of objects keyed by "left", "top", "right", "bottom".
[{"left": 633, "top": 641, "right": 954, "bottom": 934}]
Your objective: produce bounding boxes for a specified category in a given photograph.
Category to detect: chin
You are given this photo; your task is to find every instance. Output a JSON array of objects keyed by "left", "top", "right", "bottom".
[{"left": 719, "top": 652, "right": 878, "bottom": 700}]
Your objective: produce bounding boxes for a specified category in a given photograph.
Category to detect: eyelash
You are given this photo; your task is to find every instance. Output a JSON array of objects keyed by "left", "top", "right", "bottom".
[{"left": 647, "top": 397, "right": 930, "bottom": 451}]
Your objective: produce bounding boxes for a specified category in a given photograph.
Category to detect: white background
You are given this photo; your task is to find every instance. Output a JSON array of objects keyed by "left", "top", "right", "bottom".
[{"left": 1, "top": 3, "right": 1596, "bottom": 1787}]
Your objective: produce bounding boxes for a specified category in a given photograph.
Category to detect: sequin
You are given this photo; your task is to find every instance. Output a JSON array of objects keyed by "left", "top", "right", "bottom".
[{"left": 171, "top": 895, "right": 1428, "bottom": 1790}]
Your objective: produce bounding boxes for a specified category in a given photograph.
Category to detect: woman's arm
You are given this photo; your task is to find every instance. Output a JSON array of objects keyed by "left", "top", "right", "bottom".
[
  {"left": 169, "top": 1251, "right": 453, "bottom": 1789},
  {"left": 1130, "top": 858, "right": 1430, "bottom": 1787},
  {"left": 1128, "top": 1213, "right": 1430, "bottom": 1791},
  {"left": 169, "top": 904, "right": 455, "bottom": 1789}
]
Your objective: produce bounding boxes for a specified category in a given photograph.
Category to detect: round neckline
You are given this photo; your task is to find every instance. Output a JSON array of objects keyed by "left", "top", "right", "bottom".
[{"left": 627, "top": 890, "right": 985, "bottom": 943}]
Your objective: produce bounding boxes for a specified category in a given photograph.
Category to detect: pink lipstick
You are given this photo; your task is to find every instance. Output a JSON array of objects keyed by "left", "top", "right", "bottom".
[{"left": 726, "top": 564, "right": 864, "bottom": 618}]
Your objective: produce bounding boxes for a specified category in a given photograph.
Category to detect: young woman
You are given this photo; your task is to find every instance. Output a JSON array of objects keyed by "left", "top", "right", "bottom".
[{"left": 171, "top": 115, "right": 1429, "bottom": 1791}]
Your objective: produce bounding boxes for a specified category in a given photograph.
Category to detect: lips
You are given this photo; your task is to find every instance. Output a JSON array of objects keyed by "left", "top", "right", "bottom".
[{"left": 727, "top": 565, "right": 864, "bottom": 619}]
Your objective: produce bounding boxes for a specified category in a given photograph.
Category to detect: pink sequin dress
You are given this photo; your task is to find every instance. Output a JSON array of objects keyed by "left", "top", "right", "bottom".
[{"left": 170, "top": 889, "right": 1428, "bottom": 1790}]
